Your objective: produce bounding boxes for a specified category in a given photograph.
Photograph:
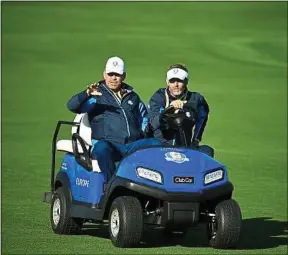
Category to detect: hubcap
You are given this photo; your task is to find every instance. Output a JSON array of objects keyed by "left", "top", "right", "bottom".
[
  {"left": 52, "top": 198, "right": 61, "bottom": 226},
  {"left": 110, "top": 208, "right": 120, "bottom": 237}
]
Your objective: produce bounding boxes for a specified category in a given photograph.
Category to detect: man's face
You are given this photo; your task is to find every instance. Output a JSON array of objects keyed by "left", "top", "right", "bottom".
[
  {"left": 103, "top": 72, "right": 125, "bottom": 91},
  {"left": 168, "top": 78, "right": 186, "bottom": 96}
]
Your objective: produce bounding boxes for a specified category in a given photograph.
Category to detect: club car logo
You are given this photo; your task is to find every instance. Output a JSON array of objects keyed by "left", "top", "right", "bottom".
[
  {"left": 174, "top": 176, "right": 194, "bottom": 184},
  {"left": 76, "top": 178, "right": 89, "bottom": 188},
  {"left": 165, "top": 152, "right": 189, "bottom": 164}
]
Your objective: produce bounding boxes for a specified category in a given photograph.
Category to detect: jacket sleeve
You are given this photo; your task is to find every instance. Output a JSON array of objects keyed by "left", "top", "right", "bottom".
[
  {"left": 193, "top": 96, "right": 210, "bottom": 142},
  {"left": 148, "top": 90, "right": 166, "bottom": 130},
  {"left": 138, "top": 100, "right": 148, "bottom": 131},
  {"left": 67, "top": 90, "right": 97, "bottom": 114}
]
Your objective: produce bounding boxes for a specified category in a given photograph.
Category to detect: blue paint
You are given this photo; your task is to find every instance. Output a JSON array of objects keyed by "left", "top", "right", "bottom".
[
  {"left": 116, "top": 147, "right": 226, "bottom": 193},
  {"left": 58, "top": 147, "right": 228, "bottom": 204},
  {"left": 60, "top": 153, "right": 105, "bottom": 204}
]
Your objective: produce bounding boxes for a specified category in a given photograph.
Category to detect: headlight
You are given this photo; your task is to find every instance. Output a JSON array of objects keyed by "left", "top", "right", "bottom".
[
  {"left": 204, "top": 169, "right": 224, "bottom": 185},
  {"left": 136, "top": 167, "right": 163, "bottom": 184}
]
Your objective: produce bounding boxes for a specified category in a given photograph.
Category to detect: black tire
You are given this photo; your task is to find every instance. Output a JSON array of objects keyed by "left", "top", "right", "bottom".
[
  {"left": 208, "top": 199, "right": 242, "bottom": 249},
  {"left": 50, "top": 187, "right": 83, "bottom": 235},
  {"left": 109, "top": 196, "right": 143, "bottom": 247}
]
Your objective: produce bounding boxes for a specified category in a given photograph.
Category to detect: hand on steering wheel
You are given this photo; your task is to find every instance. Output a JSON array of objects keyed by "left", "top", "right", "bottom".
[
  {"left": 159, "top": 102, "right": 196, "bottom": 147},
  {"left": 159, "top": 102, "right": 196, "bottom": 131},
  {"left": 170, "top": 100, "right": 187, "bottom": 111}
]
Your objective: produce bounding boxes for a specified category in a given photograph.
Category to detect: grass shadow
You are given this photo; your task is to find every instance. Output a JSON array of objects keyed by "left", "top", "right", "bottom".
[
  {"left": 81, "top": 223, "right": 209, "bottom": 248},
  {"left": 81, "top": 223, "right": 110, "bottom": 240},
  {"left": 80, "top": 217, "right": 288, "bottom": 249},
  {"left": 139, "top": 226, "right": 209, "bottom": 248},
  {"left": 237, "top": 217, "right": 288, "bottom": 250}
]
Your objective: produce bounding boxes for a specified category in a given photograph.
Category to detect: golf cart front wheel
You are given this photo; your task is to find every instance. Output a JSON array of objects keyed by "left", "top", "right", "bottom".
[
  {"left": 109, "top": 196, "right": 143, "bottom": 247},
  {"left": 207, "top": 199, "right": 242, "bottom": 249},
  {"left": 50, "top": 187, "right": 82, "bottom": 235}
]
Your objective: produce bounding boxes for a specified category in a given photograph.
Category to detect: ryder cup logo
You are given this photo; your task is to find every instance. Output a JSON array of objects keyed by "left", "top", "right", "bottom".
[
  {"left": 185, "top": 111, "right": 191, "bottom": 118},
  {"left": 165, "top": 152, "right": 189, "bottom": 164}
]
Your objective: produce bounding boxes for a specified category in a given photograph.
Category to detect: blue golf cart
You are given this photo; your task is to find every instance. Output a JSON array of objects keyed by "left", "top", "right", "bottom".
[{"left": 43, "top": 106, "right": 242, "bottom": 248}]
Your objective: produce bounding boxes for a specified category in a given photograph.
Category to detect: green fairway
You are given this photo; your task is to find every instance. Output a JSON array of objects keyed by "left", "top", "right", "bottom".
[{"left": 1, "top": 2, "right": 287, "bottom": 254}]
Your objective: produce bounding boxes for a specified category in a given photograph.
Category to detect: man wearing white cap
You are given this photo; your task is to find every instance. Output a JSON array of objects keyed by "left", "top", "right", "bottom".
[
  {"left": 67, "top": 56, "right": 162, "bottom": 183},
  {"left": 148, "top": 63, "right": 214, "bottom": 156}
]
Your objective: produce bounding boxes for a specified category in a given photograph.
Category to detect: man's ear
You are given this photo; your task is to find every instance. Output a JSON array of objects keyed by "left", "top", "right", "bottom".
[
  {"left": 103, "top": 71, "right": 106, "bottom": 79},
  {"left": 121, "top": 72, "right": 126, "bottom": 81}
]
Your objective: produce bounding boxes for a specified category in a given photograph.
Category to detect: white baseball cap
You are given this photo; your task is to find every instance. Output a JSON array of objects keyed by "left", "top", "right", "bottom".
[
  {"left": 105, "top": 56, "right": 125, "bottom": 75},
  {"left": 166, "top": 68, "right": 189, "bottom": 83}
]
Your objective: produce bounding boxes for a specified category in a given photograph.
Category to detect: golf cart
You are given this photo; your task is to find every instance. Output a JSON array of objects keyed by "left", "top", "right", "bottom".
[{"left": 43, "top": 105, "right": 242, "bottom": 248}]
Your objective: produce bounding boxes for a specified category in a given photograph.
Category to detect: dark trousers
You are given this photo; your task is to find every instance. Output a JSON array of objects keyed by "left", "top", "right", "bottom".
[{"left": 91, "top": 138, "right": 162, "bottom": 183}]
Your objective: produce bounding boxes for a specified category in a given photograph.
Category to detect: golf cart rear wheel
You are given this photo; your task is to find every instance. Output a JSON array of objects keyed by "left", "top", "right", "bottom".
[
  {"left": 207, "top": 199, "right": 242, "bottom": 249},
  {"left": 50, "top": 187, "right": 83, "bottom": 235},
  {"left": 109, "top": 196, "right": 143, "bottom": 247}
]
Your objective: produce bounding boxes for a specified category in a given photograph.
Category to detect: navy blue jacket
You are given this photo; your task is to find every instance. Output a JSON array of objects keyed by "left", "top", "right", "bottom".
[
  {"left": 67, "top": 81, "right": 148, "bottom": 144},
  {"left": 148, "top": 88, "right": 209, "bottom": 144}
]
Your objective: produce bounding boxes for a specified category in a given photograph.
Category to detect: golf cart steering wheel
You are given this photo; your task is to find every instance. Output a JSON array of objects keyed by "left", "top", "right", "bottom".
[
  {"left": 160, "top": 104, "right": 195, "bottom": 131},
  {"left": 159, "top": 104, "right": 196, "bottom": 147}
]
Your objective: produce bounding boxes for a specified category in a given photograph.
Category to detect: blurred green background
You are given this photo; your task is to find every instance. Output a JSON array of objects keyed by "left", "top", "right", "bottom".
[{"left": 1, "top": 2, "right": 287, "bottom": 254}]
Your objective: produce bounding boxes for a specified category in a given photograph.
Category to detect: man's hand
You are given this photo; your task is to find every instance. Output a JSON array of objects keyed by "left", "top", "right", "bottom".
[
  {"left": 170, "top": 100, "right": 187, "bottom": 109},
  {"left": 86, "top": 82, "right": 102, "bottom": 96}
]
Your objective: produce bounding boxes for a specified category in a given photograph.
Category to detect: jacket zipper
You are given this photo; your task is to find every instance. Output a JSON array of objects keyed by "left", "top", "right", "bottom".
[{"left": 103, "top": 85, "right": 131, "bottom": 138}]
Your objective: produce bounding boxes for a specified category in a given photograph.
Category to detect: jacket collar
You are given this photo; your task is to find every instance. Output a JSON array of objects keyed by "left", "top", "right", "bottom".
[{"left": 120, "top": 82, "right": 134, "bottom": 94}]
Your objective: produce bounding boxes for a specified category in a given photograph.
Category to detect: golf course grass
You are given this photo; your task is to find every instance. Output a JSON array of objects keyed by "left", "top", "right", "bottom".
[{"left": 1, "top": 2, "right": 287, "bottom": 254}]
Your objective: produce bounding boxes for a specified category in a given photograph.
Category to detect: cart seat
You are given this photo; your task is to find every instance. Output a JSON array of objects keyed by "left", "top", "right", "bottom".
[{"left": 56, "top": 113, "right": 101, "bottom": 172}]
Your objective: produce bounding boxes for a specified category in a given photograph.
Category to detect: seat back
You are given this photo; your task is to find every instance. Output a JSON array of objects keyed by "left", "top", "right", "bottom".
[
  {"left": 57, "top": 113, "right": 100, "bottom": 172},
  {"left": 72, "top": 113, "right": 92, "bottom": 146},
  {"left": 78, "top": 113, "right": 92, "bottom": 146},
  {"left": 71, "top": 113, "right": 84, "bottom": 135}
]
